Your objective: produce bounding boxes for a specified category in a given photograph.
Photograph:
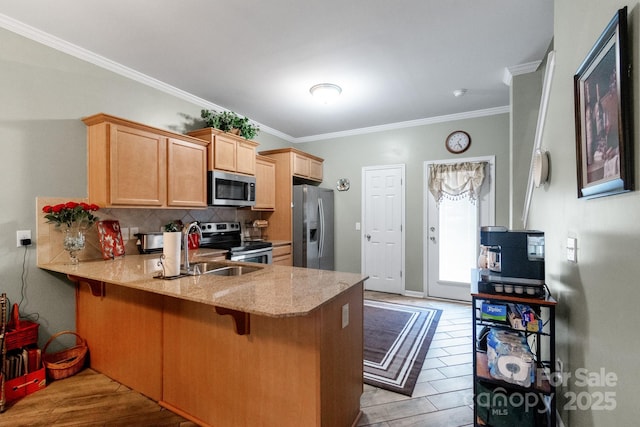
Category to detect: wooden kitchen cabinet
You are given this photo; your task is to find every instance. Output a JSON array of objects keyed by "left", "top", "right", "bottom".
[
  {"left": 293, "top": 151, "right": 323, "bottom": 181},
  {"left": 161, "top": 282, "right": 363, "bottom": 427},
  {"left": 309, "top": 157, "right": 323, "bottom": 181},
  {"left": 83, "top": 113, "right": 208, "bottom": 209},
  {"left": 43, "top": 255, "right": 367, "bottom": 427},
  {"left": 236, "top": 139, "right": 258, "bottom": 175},
  {"left": 167, "top": 137, "right": 207, "bottom": 208},
  {"left": 75, "top": 279, "right": 164, "bottom": 401},
  {"left": 187, "top": 127, "right": 258, "bottom": 175},
  {"left": 272, "top": 242, "right": 292, "bottom": 265},
  {"left": 259, "top": 148, "right": 324, "bottom": 241},
  {"left": 95, "top": 122, "right": 166, "bottom": 207},
  {"left": 253, "top": 155, "right": 276, "bottom": 211}
]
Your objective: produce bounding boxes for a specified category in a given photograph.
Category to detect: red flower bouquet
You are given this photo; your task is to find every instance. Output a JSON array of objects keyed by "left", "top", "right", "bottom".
[{"left": 42, "top": 202, "right": 100, "bottom": 229}]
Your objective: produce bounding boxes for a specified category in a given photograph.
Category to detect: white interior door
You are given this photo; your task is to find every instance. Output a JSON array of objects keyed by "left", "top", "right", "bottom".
[
  {"left": 424, "top": 157, "right": 495, "bottom": 301},
  {"left": 362, "top": 165, "right": 405, "bottom": 294}
]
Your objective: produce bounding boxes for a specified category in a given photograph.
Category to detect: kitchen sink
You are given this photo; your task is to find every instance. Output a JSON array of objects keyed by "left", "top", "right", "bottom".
[{"left": 187, "top": 262, "right": 263, "bottom": 276}]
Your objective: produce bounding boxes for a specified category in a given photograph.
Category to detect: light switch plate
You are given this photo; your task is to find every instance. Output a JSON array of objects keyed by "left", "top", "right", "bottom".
[{"left": 567, "top": 237, "right": 577, "bottom": 263}]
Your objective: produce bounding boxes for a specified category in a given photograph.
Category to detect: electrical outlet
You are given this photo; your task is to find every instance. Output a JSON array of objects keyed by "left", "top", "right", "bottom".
[
  {"left": 121, "top": 227, "right": 130, "bottom": 241},
  {"left": 16, "top": 229, "right": 31, "bottom": 247},
  {"left": 130, "top": 227, "right": 139, "bottom": 237},
  {"left": 342, "top": 303, "right": 349, "bottom": 329}
]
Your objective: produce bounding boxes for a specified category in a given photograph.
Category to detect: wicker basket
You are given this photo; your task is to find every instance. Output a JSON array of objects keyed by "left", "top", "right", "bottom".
[
  {"left": 5, "top": 303, "right": 39, "bottom": 351},
  {"left": 42, "top": 331, "right": 88, "bottom": 380},
  {"left": 5, "top": 321, "right": 39, "bottom": 351}
]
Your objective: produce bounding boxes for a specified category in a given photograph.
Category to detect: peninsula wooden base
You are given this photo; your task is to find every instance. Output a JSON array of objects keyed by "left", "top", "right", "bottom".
[
  {"left": 76, "top": 281, "right": 164, "bottom": 401},
  {"left": 75, "top": 279, "right": 363, "bottom": 427}
]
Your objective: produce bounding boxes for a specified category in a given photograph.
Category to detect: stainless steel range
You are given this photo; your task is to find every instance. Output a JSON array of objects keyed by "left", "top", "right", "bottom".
[{"left": 199, "top": 222, "right": 273, "bottom": 264}]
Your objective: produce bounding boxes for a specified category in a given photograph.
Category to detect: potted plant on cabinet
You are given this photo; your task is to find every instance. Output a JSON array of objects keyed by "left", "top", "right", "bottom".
[{"left": 200, "top": 109, "right": 259, "bottom": 140}]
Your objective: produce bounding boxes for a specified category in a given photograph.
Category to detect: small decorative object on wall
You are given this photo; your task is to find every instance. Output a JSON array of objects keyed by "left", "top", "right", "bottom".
[
  {"left": 445, "top": 130, "right": 471, "bottom": 154},
  {"left": 336, "top": 178, "right": 350, "bottom": 191},
  {"left": 533, "top": 149, "right": 549, "bottom": 188},
  {"left": 574, "top": 6, "right": 633, "bottom": 199}
]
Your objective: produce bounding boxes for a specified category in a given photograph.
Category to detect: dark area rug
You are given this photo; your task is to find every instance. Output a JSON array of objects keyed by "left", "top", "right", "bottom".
[{"left": 363, "top": 299, "right": 442, "bottom": 396}]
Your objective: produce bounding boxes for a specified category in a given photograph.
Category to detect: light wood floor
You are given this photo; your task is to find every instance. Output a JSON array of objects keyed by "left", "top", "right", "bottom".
[
  {"left": 1, "top": 368, "right": 196, "bottom": 426},
  {"left": 2, "top": 292, "right": 472, "bottom": 426}
]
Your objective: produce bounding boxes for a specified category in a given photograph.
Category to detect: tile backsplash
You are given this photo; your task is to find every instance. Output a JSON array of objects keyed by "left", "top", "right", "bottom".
[{"left": 36, "top": 197, "right": 262, "bottom": 264}]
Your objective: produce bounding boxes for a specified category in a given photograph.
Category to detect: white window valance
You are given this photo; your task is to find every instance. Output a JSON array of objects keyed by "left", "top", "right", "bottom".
[{"left": 429, "top": 162, "right": 486, "bottom": 205}]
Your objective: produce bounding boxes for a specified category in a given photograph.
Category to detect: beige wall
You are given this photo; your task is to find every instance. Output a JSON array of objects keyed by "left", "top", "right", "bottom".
[
  {"left": 524, "top": 1, "right": 640, "bottom": 425},
  {"left": 297, "top": 114, "right": 510, "bottom": 293}
]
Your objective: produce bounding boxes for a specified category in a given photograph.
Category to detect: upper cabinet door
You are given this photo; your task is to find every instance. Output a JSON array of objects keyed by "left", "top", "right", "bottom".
[
  {"left": 236, "top": 140, "right": 257, "bottom": 175},
  {"left": 213, "top": 134, "right": 237, "bottom": 172},
  {"left": 309, "top": 158, "right": 323, "bottom": 181},
  {"left": 253, "top": 155, "right": 276, "bottom": 211},
  {"left": 167, "top": 137, "right": 207, "bottom": 207},
  {"left": 292, "top": 152, "right": 310, "bottom": 177},
  {"left": 109, "top": 124, "right": 167, "bottom": 206}
]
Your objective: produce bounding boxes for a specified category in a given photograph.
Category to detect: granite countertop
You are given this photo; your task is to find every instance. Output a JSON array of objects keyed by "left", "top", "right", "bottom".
[{"left": 39, "top": 255, "right": 367, "bottom": 318}]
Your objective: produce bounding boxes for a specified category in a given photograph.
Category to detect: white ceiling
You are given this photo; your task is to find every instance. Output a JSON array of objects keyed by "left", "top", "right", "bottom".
[{"left": 0, "top": 0, "right": 553, "bottom": 141}]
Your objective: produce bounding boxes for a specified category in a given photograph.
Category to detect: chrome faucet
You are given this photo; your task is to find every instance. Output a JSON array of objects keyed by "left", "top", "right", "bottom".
[{"left": 181, "top": 221, "right": 203, "bottom": 274}]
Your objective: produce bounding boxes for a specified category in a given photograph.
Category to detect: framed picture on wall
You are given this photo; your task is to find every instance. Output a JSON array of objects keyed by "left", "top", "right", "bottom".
[{"left": 573, "top": 6, "right": 633, "bottom": 199}]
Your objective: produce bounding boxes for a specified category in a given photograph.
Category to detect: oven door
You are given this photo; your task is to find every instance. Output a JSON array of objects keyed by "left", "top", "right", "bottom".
[{"left": 230, "top": 248, "right": 273, "bottom": 264}]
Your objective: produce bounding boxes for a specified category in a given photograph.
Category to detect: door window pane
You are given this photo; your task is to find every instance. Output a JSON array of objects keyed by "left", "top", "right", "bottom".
[{"left": 438, "top": 197, "right": 478, "bottom": 283}]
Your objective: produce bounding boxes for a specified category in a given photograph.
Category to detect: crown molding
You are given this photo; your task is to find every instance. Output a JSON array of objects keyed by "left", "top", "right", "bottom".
[
  {"left": 292, "top": 106, "right": 510, "bottom": 143},
  {"left": 0, "top": 14, "right": 225, "bottom": 109},
  {"left": 502, "top": 60, "right": 542, "bottom": 86},
  {"left": 0, "top": 13, "right": 509, "bottom": 144}
]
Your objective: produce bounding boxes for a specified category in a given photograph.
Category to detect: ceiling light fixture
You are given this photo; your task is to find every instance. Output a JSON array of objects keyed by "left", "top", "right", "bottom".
[
  {"left": 453, "top": 88, "right": 467, "bottom": 97},
  {"left": 310, "top": 83, "right": 342, "bottom": 103}
]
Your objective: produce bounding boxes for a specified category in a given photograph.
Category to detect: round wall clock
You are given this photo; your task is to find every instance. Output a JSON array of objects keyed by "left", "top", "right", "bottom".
[{"left": 445, "top": 130, "right": 471, "bottom": 154}]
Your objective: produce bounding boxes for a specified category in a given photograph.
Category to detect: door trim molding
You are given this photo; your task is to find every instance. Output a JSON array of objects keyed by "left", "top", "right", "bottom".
[
  {"left": 361, "top": 164, "right": 406, "bottom": 294},
  {"left": 423, "top": 156, "right": 496, "bottom": 299}
]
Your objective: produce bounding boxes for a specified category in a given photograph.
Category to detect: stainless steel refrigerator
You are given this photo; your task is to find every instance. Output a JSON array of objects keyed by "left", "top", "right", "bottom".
[{"left": 293, "top": 185, "right": 334, "bottom": 270}]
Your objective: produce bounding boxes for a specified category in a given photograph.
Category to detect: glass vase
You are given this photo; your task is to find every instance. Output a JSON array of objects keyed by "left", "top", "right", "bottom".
[{"left": 63, "top": 226, "right": 86, "bottom": 265}]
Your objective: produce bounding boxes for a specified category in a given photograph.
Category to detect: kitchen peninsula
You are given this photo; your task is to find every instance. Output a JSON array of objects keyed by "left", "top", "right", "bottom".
[{"left": 39, "top": 256, "right": 366, "bottom": 427}]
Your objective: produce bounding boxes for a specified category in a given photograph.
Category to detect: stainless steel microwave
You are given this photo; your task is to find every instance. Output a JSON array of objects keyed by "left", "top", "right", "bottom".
[{"left": 208, "top": 170, "right": 256, "bottom": 207}]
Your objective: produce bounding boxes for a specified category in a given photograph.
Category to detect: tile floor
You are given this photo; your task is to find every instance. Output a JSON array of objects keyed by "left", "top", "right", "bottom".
[{"left": 359, "top": 291, "right": 474, "bottom": 427}]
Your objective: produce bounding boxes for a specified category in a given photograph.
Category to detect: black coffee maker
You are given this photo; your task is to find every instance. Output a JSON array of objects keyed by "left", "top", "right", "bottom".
[{"left": 478, "top": 226, "right": 545, "bottom": 296}]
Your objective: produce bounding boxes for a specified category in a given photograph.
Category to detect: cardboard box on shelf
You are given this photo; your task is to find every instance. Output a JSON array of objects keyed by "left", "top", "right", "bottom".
[
  {"left": 507, "top": 304, "right": 542, "bottom": 332},
  {"left": 481, "top": 303, "right": 507, "bottom": 322}
]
